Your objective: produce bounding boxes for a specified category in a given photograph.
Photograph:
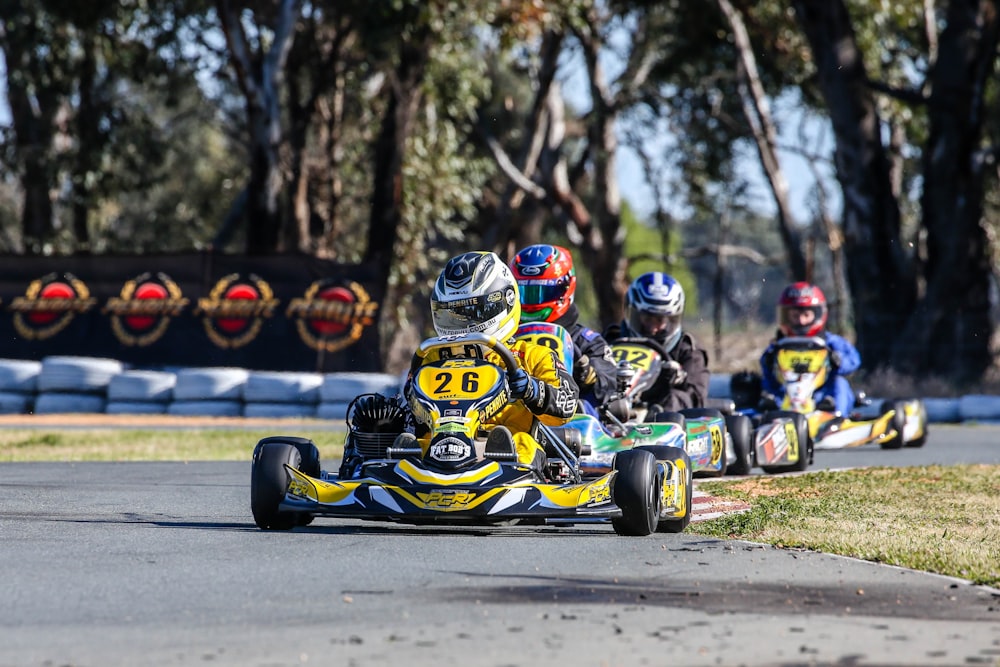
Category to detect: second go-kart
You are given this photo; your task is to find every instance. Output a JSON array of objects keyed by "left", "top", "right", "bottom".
[
  {"left": 513, "top": 322, "right": 752, "bottom": 478},
  {"left": 733, "top": 336, "right": 928, "bottom": 452},
  {"left": 251, "top": 333, "right": 692, "bottom": 536},
  {"left": 606, "top": 336, "right": 755, "bottom": 477}
]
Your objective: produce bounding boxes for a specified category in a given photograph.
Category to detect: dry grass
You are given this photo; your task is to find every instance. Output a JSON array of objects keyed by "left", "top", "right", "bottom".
[
  {"left": 0, "top": 428, "right": 347, "bottom": 462},
  {"left": 691, "top": 466, "right": 1000, "bottom": 587}
]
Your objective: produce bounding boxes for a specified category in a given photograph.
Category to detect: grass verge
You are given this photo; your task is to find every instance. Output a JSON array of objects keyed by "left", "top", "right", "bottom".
[
  {"left": 690, "top": 465, "right": 1000, "bottom": 587},
  {"left": 0, "top": 428, "right": 347, "bottom": 462}
]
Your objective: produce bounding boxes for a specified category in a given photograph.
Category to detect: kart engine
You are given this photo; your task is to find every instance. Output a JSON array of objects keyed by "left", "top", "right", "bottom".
[{"left": 340, "top": 393, "right": 411, "bottom": 477}]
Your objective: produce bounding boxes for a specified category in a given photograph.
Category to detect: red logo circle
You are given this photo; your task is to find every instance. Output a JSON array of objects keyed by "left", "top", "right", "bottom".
[
  {"left": 217, "top": 283, "right": 260, "bottom": 333},
  {"left": 309, "top": 286, "right": 356, "bottom": 336},
  {"left": 29, "top": 282, "right": 75, "bottom": 325},
  {"left": 123, "top": 282, "right": 170, "bottom": 331}
]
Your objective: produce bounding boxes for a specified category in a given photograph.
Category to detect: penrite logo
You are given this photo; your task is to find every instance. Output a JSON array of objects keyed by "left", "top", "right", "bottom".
[
  {"left": 104, "top": 272, "right": 189, "bottom": 347},
  {"left": 9, "top": 272, "right": 97, "bottom": 340},
  {"left": 286, "top": 279, "right": 378, "bottom": 353},
  {"left": 195, "top": 273, "right": 279, "bottom": 349}
]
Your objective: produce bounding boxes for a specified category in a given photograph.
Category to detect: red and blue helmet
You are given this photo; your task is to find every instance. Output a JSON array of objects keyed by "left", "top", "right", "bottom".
[{"left": 509, "top": 244, "right": 577, "bottom": 323}]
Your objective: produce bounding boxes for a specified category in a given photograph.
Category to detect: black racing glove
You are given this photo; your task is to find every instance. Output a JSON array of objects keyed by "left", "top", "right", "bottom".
[
  {"left": 662, "top": 359, "right": 687, "bottom": 386},
  {"left": 573, "top": 354, "right": 597, "bottom": 387},
  {"left": 830, "top": 350, "right": 843, "bottom": 371},
  {"left": 758, "top": 392, "right": 779, "bottom": 411}
]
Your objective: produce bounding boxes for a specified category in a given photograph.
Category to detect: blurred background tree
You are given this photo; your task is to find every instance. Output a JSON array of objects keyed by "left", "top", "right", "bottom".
[{"left": 0, "top": 0, "right": 997, "bottom": 385}]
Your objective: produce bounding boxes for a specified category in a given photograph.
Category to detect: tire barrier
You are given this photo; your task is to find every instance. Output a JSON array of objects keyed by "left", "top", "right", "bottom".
[
  {"left": 242, "top": 371, "right": 323, "bottom": 404},
  {"left": 0, "top": 359, "right": 42, "bottom": 393},
  {"left": 316, "top": 401, "right": 353, "bottom": 422},
  {"left": 167, "top": 400, "right": 243, "bottom": 417},
  {"left": 37, "top": 356, "right": 124, "bottom": 394},
  {"left": 707, "top": 373, "right": 732, "bottom": 398},
  {"left": 243, "top": 402, "right": 318, "bottom": 419},
  {"left": 958, "top": 394, "right": 1000, "bottom": 423},
  {"left": 922, "top": 397, "right": 961, "bottom": 424},
  {"left": 0, "top": 361, "right": 994, "bottom": 423},
  {"left": 0, "top": 391, "right": 33, "bottom": 414},
  {"left": 319, "top": 372, "right": 401, "bottom": 403},
  {"left": 107, "top": 370, "right": 176, "bottom": 403},
  {"left": 172, "top": 368, "right": 249, "bottom": 401},
  {"left": 34, "top": 392, "right": 107, "bottom": 414},
  {"left": 106, "top": 401, "right": 170, "bottom": 415}
]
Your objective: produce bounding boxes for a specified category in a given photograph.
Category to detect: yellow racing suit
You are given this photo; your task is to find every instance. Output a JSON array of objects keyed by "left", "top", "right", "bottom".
[{"left": 407, "top": 339, "right": 579, "bottom": 467}]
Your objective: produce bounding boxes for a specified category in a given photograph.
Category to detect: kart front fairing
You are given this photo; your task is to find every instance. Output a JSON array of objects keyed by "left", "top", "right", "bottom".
[
  {"left": 278, "top": 456, "right": 621, "bottom": 524},
  {"left": 570, "top": 413, "right": 686, "bottom": 475}
]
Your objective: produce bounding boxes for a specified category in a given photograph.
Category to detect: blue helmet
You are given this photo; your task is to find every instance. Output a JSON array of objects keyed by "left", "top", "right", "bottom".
[{"left": 624, "top": 272, "right": 685, "bottom": 352}]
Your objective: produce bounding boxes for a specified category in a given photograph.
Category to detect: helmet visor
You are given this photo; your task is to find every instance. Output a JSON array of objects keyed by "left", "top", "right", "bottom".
[
  {"left": 632, "top": 311, "right": 681, "bottom": 339},
  {"left": 517, "top": 278, "right": 570, "bottom": 307},
  {"left": 432, "top": 292, "right": 509, "bottom": 334},
  {"left": 780, "top": 305, "right": 824, "bottom": 335}
]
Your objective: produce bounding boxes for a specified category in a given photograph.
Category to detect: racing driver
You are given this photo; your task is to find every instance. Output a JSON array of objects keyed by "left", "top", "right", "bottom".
[{"left": 405, "top": 251, "right": 579, "bottom": 472}]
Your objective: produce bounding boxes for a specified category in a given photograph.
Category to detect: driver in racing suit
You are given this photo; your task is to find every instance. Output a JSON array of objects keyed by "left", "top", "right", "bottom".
[
  {"left": 509, "top": 244, "right": 618, "bottom": 412},
  {"left": 405, "top": 251, "right": 579, "bottom": 471},
  {"left": 604, "top": 271, "right": 709, "bottom": 412},
  {"left": 759, "top": 281, "right": 860, "bottom": 415}
]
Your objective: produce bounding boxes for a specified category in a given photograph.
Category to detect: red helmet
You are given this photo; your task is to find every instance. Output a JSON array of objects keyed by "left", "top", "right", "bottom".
[
  {"left": 777, "top": 282, "right": 828, "bottom": 336},
  {"left": 509, "top": 244, "right": 577, "bottom": 323}
]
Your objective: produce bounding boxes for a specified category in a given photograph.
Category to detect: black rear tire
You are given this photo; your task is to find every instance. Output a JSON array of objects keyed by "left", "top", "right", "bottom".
[
  {"left": 759, "top": 411, "right": 811, "bottom": 474},
  {"left": 251, "top": 442, "right": 302, "bottom": 530},
  {"left": 879, "top": 400, "right": 907, "bottom": 449},
  {"left": 611, "top": 449, "right": 659, "bottom": 536},
  {"left": 650, "top": 411, "right": 687, "bottom": 431},
  {"left": 724, "top": 414, "right": 753, "bottom": 476}
]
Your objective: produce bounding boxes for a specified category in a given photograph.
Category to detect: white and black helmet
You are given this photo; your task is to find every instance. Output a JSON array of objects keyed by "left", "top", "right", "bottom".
[
  {"left": 431, "top": 251, "right": 521, "bottom": 341},
  {"left": 624, "top": 271, "right": 685, "bottom": 352}
]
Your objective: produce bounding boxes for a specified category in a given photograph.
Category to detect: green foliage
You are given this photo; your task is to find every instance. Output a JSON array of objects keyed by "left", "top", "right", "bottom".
[{"left": 622, "top": 205, "right": 699, "bottom": 317}]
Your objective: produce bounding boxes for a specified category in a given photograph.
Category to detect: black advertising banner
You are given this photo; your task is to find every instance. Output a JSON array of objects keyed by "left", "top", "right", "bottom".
[{"left": 0, "top": 253, "right": 384, "bottom": 372}]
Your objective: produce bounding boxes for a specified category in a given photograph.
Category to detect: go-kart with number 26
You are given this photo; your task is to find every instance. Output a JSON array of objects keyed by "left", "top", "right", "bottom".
[{"left": 251, "top": 333, "right": 692, "bottom": 536}]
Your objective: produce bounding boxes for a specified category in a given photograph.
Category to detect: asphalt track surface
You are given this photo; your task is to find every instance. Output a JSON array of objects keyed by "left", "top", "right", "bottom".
[{"left": 1, "top": 424, "right": 999, "bottom": 667}]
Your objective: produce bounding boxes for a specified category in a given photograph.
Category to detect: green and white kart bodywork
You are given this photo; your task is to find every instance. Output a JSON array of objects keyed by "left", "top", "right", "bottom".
[{"left": 514, "top": 323, "right": 754, "bottom": 478}]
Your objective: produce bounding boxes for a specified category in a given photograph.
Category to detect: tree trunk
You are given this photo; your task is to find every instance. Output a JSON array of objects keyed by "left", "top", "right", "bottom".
[
  {"left": 892, "top": 0, "right": 999, "bottom": 383},
  {"left": 2, "top": 4, "right": 62, "bottom": 254},
  {"left": 217, "top": 0, "right": 301, "bottom": 255},
  {"left": 365, "top": 29, "right": 431, "bottom": 367},
  {"left": 791, "top": 0, "right": 917, "bottom": 369},
  {"left": 716, "top": 0, "right": 807, "bottom": 281}
]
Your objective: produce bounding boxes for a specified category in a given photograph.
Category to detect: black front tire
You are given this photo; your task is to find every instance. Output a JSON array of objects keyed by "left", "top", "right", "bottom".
[
  {"left": 251, "top": 442, "right": 303, "bottom": 530},
  {"left": 636, "top": 445, "right": 693, "bottom": 533},
  {"left": 724, "top": 414, "right": 753, "bottom": 476},
  {"left": 611, "top": 449, "right": 659, "bottom": 536},
  {"left": 254, "top": 436, "right": 321, "bottom": 525}
]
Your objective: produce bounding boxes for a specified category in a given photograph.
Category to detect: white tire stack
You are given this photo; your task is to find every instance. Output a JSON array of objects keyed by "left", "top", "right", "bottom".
[
  {"left": 106, "top": 370, "right": 177, "bottom": 415},
  {"left": 317, "top": 372, "right": 401, "bottom": 421},
  {"left": 33, "top": 356, "right": 123, "bottom": 414},
  {"left": 0, "top": 359, "right": 42, "bottom": 414},
  {"left": 167, "top": 367, "right": 248, "bottom": 417},
  {"left": 242, "top": 371, "right": 323, "bottom": 418}
]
